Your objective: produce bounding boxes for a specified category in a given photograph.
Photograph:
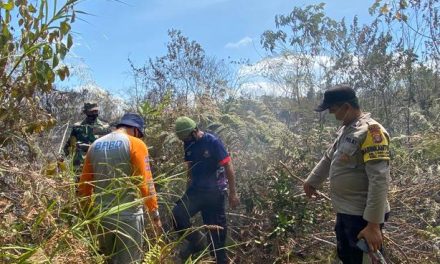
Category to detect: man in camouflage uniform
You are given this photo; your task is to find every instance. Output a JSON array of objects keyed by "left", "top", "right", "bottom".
[
  {"left": 63, "top": 102, "right": 110, "bottom": 170},
  {"left": 303, "top": 85, "right": 391, "bottom": 264}
]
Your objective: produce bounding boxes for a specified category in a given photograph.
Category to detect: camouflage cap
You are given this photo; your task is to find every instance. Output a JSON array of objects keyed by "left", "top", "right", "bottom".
[{"left": 83, "top": 102, "right": 99, "bottom": 112}]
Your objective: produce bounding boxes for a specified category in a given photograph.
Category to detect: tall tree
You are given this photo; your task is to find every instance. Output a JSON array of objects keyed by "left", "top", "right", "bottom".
[
  {"left": 129, "top": 29, "right": 233, "bottom": 110},
  {"left": 261, "top": 3, "right": 337, "bottom": 102}
]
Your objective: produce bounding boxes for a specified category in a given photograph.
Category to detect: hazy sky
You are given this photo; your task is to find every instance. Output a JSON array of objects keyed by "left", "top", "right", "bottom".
[{"left": 66, "top": 0, "right": 374, "bottom": 95}]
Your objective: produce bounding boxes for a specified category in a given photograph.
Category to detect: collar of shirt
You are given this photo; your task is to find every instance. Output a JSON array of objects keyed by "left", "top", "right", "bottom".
[{"left": 343, "top": 112, "right": 371, "bottom": 130}]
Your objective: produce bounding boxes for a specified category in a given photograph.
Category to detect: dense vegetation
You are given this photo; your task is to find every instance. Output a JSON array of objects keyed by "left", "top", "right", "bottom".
[{"left": 1, "top": 0, "right": 439, "bottom": 263}]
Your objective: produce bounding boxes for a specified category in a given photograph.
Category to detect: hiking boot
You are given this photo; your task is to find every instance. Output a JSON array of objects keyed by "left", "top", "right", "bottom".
[{"left": 179, "top": 231, "right": 207, "bottom": 262}]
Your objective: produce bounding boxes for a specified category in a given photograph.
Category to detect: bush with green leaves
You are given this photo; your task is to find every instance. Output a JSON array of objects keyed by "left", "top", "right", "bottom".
[{"left": 0, "top": 0, "right": 77, "bottom": 145}]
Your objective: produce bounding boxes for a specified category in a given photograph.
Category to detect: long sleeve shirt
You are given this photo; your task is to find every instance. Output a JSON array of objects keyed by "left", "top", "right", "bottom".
[
  {"left": 63, "top": 118, "right": 110, "bottom": 166},
  {"left": 306, "top": 113, "right": 391, "bottom": 224}
]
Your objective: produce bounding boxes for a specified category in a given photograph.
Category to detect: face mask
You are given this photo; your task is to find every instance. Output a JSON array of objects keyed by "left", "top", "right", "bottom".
[
  {"left": 333, "top": 103, "right": 350, "bottom": 124},
  {"left": 327, "top": 111, "right": 338, "bottom": 122},
  {"left": 86, "top": 114, "right": 98, "bottom": 122},
  {"left": 134, "top": 128, "right": 143, "bottom": 138}
]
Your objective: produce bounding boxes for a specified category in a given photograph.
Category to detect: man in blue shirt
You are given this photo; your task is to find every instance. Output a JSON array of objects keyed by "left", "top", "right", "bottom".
[{"left": 172, "top": 116, "right": 240, "bottom": 264}]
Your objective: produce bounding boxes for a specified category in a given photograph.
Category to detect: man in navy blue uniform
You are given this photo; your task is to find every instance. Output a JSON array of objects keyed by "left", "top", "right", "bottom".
[{"left": 172, "top": 116, "right": 240, "bottom": 264}]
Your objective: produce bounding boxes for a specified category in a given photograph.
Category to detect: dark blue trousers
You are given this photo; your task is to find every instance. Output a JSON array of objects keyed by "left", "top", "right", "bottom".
[
  {"left": 172, "top": 188, "right": 228, "bottom": 264},
  {"left": 335, "top": 213, "right": 389, "bottom": 264}
]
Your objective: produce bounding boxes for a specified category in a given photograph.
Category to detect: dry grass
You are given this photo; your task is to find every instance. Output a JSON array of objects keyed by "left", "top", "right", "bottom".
[{"left": 0, "top": 132, "right": 439, "bottom": 263}]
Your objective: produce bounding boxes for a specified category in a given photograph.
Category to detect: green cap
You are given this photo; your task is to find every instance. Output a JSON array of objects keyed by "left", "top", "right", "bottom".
[
  {"left": 175, "top": 116, "right": 197, "bottom": 140},
  {"left": 83, "top": 102, "right": 99, "bottom": 112}
]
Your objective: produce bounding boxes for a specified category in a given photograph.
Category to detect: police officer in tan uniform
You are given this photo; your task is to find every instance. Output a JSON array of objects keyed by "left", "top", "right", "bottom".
[
  {"left": 304, "top": 85, "right": 391, "bottom": 263},
  {"left": 63, "top": 102, "right": 111, "bottom": 170}
]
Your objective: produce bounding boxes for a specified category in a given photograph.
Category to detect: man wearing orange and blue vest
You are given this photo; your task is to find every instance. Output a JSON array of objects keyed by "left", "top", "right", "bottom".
[
  {"left": 304, "top": 85, "right": 391, "bottom": 264},
  {"left": 78, "top": 113, "right": 161, "bottom": 264},
  {"left": 172, "top": 116, "right": 239, "bottom": 264}
]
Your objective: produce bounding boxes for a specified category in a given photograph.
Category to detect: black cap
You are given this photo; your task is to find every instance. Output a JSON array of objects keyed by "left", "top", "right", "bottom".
[
  {"left": 117, "top": 113, "right": 145, "bottom": 137},
  {"left": 315, "top": 85, "right": 357, "bottom": 112}
]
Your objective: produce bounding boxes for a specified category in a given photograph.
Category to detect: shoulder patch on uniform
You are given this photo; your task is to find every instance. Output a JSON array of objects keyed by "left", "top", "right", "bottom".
[
  {"left": 368, "top": 124, "right": 383, "bottom": 143},
  {"left": 361, "top": 124, "right": 389, "bottom": 162}
]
